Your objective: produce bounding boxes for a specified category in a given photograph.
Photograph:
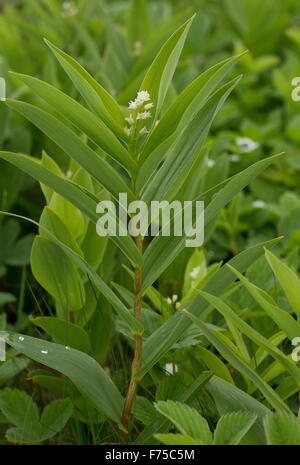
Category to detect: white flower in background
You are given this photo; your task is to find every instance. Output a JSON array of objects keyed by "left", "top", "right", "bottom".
[
  {"left": 125, "top": 114, "right": 134, "bottom": 125},
  {"left": 137, "top": 111, "right": 151, "bottom": 120},
  {"left": 124, "top": 126, "right": 132, "bottom": 137},
  {"left": 62, "top": 1, "right": 78, "bottom": 16},
  {"left": 166, "top": 295, "right": 178, "bottom": 305},
  {"left": 207, "top": 158, "right": 215, "bottom": 167},
  {"left": 252, "top": 200, "right": 266, "bottom": 208},
  {"left": 189, "top": 266, "right": 201, "bottom": 280},
  {"left": 236, "top": 137, "right": 259, "bottom": 153},
  {"left": 133, "top": 40, "right": 143, "bottom": 56},
  {"left": 165, "top": 363, "right": 178, "bottom": 375},
  {"left": 229, "top": 154, "right": 240, "bottom": 162},
  {"left": 139, "top": 127, "right": 149, "bottom": 136},
  {"left": 166, "top": 297, "right": 172, "bottom": 305}
]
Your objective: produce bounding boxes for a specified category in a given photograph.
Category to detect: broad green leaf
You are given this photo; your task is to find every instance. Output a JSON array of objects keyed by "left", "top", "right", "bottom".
[
  {"left": 0, "top": 153, "right": 142, "bottom": 266},
  {"left": 48, "top": 191, "right": 85, "bottom": 239},
  {"left": 12, "top": 73, "right": 137, "bottom": 174},
  {"left": 155, "top": 400, "right": 213, "bottom": 444},
  {"left": 264, "top": 413, "right": 300, "bottom": 445},
  {"left": 265, "top": 249, "right": 300, "bottom": 319},
  {"left": 0, "top": 389, "right": 40, "bottom": 438},
  {"left": 184, "top": 310, "right": 291, "bottom": 413},
  {"left": 0, "top": 332, "right": 123, "bottom": 425},
  {"left": 39, "top": 207, "right": 83, "bottom": 258},
  {"left": 5, "top": 99, "right": 135, "bottom": 203},
  {"left": 139, "top": 237, "right": 282, "bottom": 379},
  {"left": 32, "top": 317, "right": 91, "bottom": 353},
  {"left": 31, "top": 236, "right": 86, "bottom": 311},
  {"left": 40, "top": 398, "right": 73, "bottom": 440},
  {"left": 45, "top": 40, "right": 125, "bottom": 138},
  {"left": 139, "top": 15, "right": 194, "bottom": 118},
  {"left": 214, "top": 412, "right": 257, "bottom": 445}
]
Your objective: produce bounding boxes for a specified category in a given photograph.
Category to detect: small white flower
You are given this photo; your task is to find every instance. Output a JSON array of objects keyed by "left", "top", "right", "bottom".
[
  {"left": 189, "top": 266, "right": 201, "bottom": 280},
  {"left": 175, "top": 302, "right": 181, "bottom": 309},
  {"left": 136, "top": 90, "right": 150, "bottom": 103},
  {"left": 124, "top": 126, "right": 132, "bottom": 136},
  {"left": 166, "top": 297, "right": 172, "bottom": 305},
  {"left": 252, "top": 200, "right": 266, "bottom": 208},
  {"left": 236, "top": 137, "right": 259, "bottom": 153},
  {"left": 144, "top": 102, "right": 154, "bottom": 110},
  {"left": 165, "top": 363, "right": 178, "bottom": 375},
  {"left": 139, "top": 127, "right": 149, "bottom": 136},
  {"left": 207, "top": 158, "right": 215, "bottom": 167},
  {"left": 128, "top": 100, "right": 139, "bottom": 110},
  {"left": 125, "top": 113, "right": 134, "bottom": 125},
  {"left": 172, "top": 294, "right": 178, "bottom": 303},
  {"left": 137, "top": 111, "right": 151, "bottom": 120},
  {"left": 229, "top": 154, "right": 240, "bottom": 162}
]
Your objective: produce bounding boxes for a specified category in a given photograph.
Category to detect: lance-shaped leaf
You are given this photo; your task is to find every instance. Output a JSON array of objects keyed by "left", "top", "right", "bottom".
[
  {"left": 10, "top": 73, "right": 137, "bottom": 174},
  {"left": 0, "top": 152, "right": 142, "bottom": 266},
  {"left": 142, "top": 78, "right": 240, "bottom": 203},
  {"left": 5, "top": 99, "right": 135, "bottom": 203},
  {"left": 265, "top": 249, "right": 300, "bottom": 319},
  {"left": 196, "top": 289, "right": 300, "bottom": 384},
  {"left": 45, "top": 39, "right": 125, "bottom": 138},
  {"left": 140, "top": 53, "right": 245, "bottom": 165},
  {"left": 142, "top": 153, "right": 284, "bottom": 291},
  {"left": 0, "top": 211, "right": 143, "bottom": 335},
  {"left": 0, "top": 332, "right": 123, "bottom": 425},
  {"left": 139, "top": 15, "right": 194, "bottom": 119},
  {"left": 138, "top": 237, "right": 282, "bottom": 379},
  {"left": 184, "top": 311, "right": 291, "bottom": 413},
  {"left": 226, "top": 264, "right": 300, "bottom": 339}
]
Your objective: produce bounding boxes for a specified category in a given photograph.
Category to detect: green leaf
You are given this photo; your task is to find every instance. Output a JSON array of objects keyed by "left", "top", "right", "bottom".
[
  {"left": 227, "top": 264, "right": 300, "bottom": 339},
  {"left": 40, "top": 398, "right": 73, "bottom": 440},
  {"left": 142, "top": 154, "right": 284, "bottom": 292},
  {"left": 139, "top": 237, "right": 282, "bottom": 379},
  {"left": 0, "top": 153, "right": 142, "bottom": 266},
  {"left": 207, "top": 376, "right": 269, "bottom": 444},
  {"left": 140, "top": 53, "right": 245, "bottom": 164},
  {"left": 139, "top": 15, "right": 194, "bottom": 118},
  {"left": 184, "top": 310, "right": 291, "bottom": 413},
  {"left": 265, "top": 249, "right": 300, "bottom": 319},
  {"left": 1, "top": 211, "right": 143, "bottom": 335},
  {"left": 0, "top": 358, "right": 29, "bottom": 387},
  {"left": 5, "top": 99, "right": 135, "bottom": 203},
  {"left": 31, "top": 236, "right": 86, "bottom": 311},
  {"left": 45, "top": 40, "right": 125, "bottom": 138},
  {"left": 214, "top": 412, "right": 257, "bottom": 445},
  {"left": 142, "top": 78, "right": 240, "bottom": 203},
  {"left": 155, "top": 400, "right": 213, "bottom": 444},
  {"left": 12, "top": 73, "right": 136, "bottom": 174},
  {"left": 264, "top": 413, "right": 300, "bottom": 445},
  {"left": 0, "top": 389, "right": 40, "bottom": 437},
  {"left": 32, "top": 317, "right": 91, "bottom": 353},
  {"left": 0, "top": 332, "right": 123, "bottom": 425},
  {"left": 196, "top": 346, "right": 234, "bottom": 385}
]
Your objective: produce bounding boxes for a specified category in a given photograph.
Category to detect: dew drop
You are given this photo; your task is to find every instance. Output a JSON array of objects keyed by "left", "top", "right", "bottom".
[
  {"left": 18, "top": 336, "right": 24, "bottom": 341},
  {"left": 65, "top": 346, "right": 70, "bottom": 350},
  {"left": 41, "top": 350, "right": 48, "bottom": 355}
]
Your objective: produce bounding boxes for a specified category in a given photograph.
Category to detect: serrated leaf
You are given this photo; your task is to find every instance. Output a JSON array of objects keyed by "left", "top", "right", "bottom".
[{"left": 214, "top": 412, "right": 257, "bottom": 445}]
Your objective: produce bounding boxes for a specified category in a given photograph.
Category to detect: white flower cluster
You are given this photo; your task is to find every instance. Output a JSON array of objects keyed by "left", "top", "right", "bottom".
[
  {"left": 236, "top": 137, "right": 259, "bottom": 153},
  {"left": 124, "top": 90, "right": 154, "bottom": 137}
]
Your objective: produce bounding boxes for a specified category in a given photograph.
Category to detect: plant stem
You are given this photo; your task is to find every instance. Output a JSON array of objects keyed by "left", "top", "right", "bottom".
[{"left": 121, "top": 235, "right": 143, "bottom": 441}]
